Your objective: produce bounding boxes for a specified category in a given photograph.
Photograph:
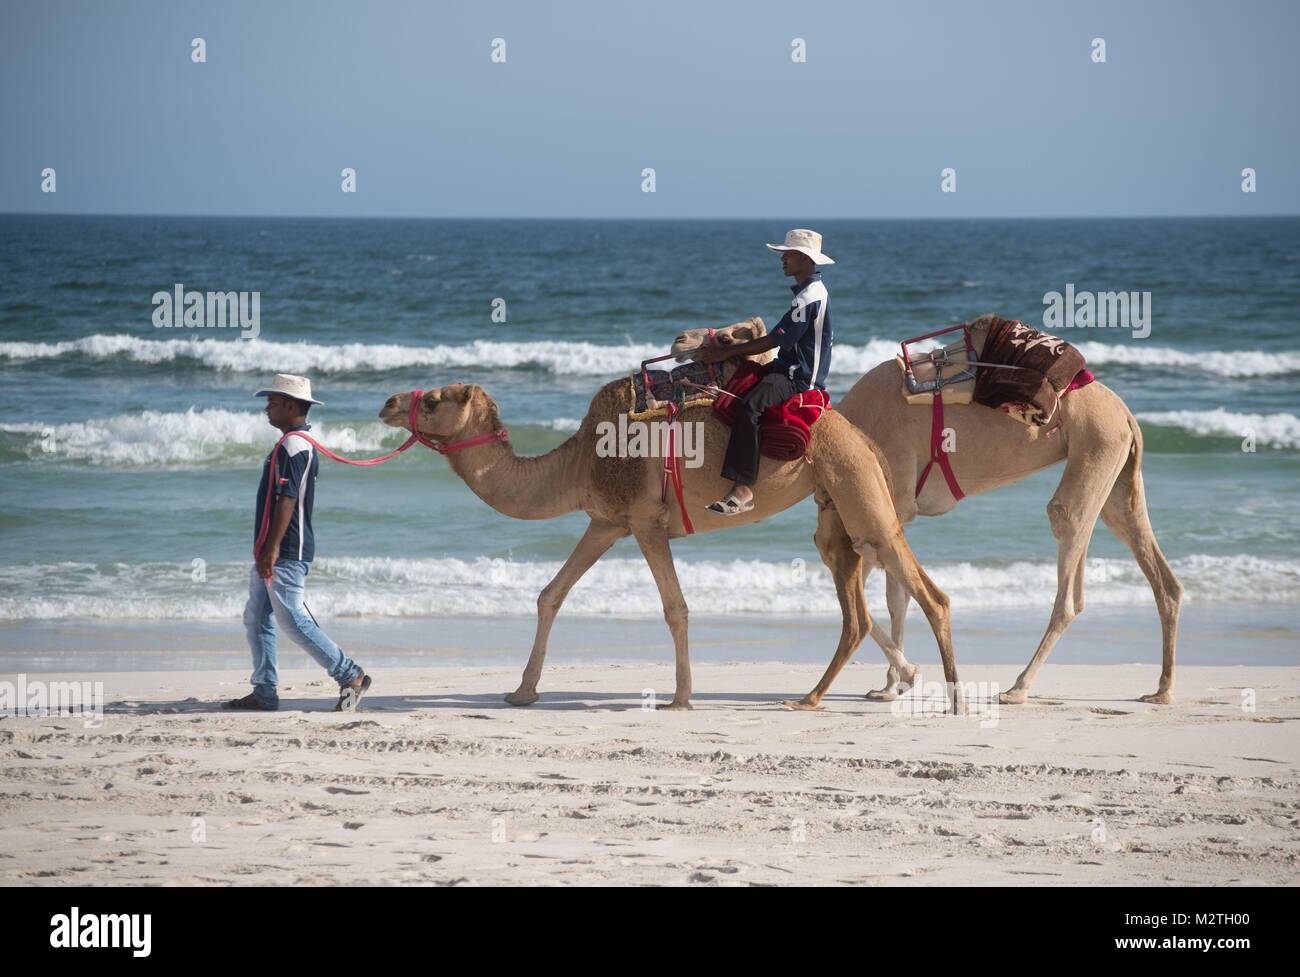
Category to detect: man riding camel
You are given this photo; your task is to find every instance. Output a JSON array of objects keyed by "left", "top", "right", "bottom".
[{"left": 700, "top": 228, "right": 834, "bottom": 514}]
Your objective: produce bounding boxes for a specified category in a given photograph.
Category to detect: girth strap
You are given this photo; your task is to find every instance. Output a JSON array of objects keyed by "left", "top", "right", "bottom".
[{"left": 914, "top": 393, "right": 965, "bottom": 502}]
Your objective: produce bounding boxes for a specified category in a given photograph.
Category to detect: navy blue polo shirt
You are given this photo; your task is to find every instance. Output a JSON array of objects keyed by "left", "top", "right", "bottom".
[
  {"left": 253, "top": 425, "right": 318, "bottom": 563},
  {"left": 771, "top": 272, "right": 833, "bottom": 391}
]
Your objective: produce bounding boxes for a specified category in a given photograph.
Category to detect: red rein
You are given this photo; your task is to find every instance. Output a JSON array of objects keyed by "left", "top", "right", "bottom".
[{"left": 252, "top": 389, "right": 509, "bottom": 563}]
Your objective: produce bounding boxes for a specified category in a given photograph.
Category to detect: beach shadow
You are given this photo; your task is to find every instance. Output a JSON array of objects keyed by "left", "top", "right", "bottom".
[{"left": 102, "top": 688, "right": 842, "bottom": 717}]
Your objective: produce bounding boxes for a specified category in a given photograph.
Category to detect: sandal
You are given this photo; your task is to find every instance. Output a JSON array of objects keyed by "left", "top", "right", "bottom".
[{"left": 705, "top": 493, "right": 755, "bottom": 516}]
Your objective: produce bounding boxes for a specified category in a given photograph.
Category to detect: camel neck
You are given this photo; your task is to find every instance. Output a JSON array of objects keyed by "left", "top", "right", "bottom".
[{"left": 444, "top": 431, "right": 584, "bottom": 520}]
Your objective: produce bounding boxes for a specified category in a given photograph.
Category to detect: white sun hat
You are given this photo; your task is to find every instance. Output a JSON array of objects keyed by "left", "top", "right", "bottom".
[
  {"left": 253, "top": 373, "right": 324, "bottom": 406},
  {"left": 766, "top": 228, "right": 835, "bottom": 265}
]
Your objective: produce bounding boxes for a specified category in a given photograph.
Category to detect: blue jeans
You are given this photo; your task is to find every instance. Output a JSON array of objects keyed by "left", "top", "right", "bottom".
[{"left": 243, "top": 560, "right": 361, "bottom": 706}]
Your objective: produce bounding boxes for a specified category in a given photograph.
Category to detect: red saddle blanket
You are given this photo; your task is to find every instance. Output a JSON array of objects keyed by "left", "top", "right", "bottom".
[{"left": 712, "top": 361, "right": 832, "bottom": 460}]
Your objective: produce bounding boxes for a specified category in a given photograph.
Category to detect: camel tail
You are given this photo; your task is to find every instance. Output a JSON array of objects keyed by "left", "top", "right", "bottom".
[{"left": 1124, "top": 409, "right": 1144, "bottom": 514}]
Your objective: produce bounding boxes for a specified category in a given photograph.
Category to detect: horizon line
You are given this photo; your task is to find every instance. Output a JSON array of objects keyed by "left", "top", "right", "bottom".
[{"left": 2, "top": 210, "right": 1296, "bottom": 222}]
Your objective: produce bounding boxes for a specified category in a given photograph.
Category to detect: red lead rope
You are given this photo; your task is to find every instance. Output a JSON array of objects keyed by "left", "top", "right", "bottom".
[{"left": 252, "top": 389, "right": 509, "bottom": 566}]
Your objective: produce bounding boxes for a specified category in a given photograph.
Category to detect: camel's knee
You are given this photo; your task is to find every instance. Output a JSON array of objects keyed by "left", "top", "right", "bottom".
[
  {"left": 910, "top": 584, "right": 950, "bottom": 633},
  {"left": 1051, "top": 600, "right": 1080, "bottom": 630},
  {"left": 913, "top": 566, "right": 951, "bottom": 617},
  {"left": 1046, "top": 496, "right": 1071, "bottom": 535},
  {"left": 663, "top": 601, "right": 688, "bottom": 630},
  {"left": 928, "top": 592, "right": 952, "bottom": 630},
  {"left": 842, "top": 620, "right": 865, "bottom": 647},
  {"left": 537, "top": 583, "right": 566, "bottom": 616},
  {"left": 925, "top": 576, "right": 951, "bottom": 613},
  {"left": 1166, "top": 575, "right": 1186, "bottom": 609}
]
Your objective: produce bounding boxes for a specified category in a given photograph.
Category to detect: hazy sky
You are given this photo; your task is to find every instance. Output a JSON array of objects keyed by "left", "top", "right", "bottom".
[{"left": 2, "top": 0, "right": 1295, "bottom": 218}]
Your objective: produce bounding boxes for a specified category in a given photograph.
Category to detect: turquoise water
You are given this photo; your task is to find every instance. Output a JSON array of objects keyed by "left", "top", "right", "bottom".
[{"left": 1, "top": 215, "right": 1297, "bottom": 631}]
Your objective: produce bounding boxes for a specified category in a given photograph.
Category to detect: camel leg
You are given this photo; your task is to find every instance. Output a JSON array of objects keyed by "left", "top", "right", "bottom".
[
  {"left": 830, "top": 504, "right": 959, "bottom": 713},
  {"left": 865, "top": 570, "right": 919, "bottom": 700},
  {"left": 1100, "top": 459, "right": 1183, "bottom": 704},
  {"left": 506, "top": 519, "right": 626, "bottom": 706},
  {"left": 875, "top": 534, "right": 960, "bottom": 713},
  {"left": 633, "top": 527, "right": 693, "bottom": 710},
  {"left": 999, "top": 448, "right": 1129, "bottom": 705},
  {"left": 785, "top": 500, "right": 914, "bottom": 710},
  {"left": 807, "top": 424, "right": 958, "bottom": 712}
]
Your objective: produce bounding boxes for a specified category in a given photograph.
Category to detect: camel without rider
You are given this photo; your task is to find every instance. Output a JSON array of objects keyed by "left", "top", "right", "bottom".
[{"left": 674, "top": 314, "right": 1183, "bottom": 707}]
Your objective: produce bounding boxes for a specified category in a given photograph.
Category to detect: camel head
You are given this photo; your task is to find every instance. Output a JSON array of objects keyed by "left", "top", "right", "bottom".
[
  {"left": 378, "top": 383, "right": 502, "bottom": 442},
  {"left": 670, "top": 317, "right": 772, "bottom": 364}
]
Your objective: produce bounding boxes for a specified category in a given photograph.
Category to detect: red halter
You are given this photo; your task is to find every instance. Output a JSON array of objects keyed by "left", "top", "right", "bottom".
[{"left": 404, "top": 388, "right": 511, "bottom": 454}]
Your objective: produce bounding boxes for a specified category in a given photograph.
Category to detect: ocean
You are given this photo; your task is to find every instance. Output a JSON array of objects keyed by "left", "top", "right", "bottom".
[{"left": 1, "top": 215, "right": 1297, "bottom": 667}]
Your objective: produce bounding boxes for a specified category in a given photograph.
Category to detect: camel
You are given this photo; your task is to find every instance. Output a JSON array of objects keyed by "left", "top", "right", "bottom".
[
  {"left": 678, "top": 314, "right": 1183, "bottom": 707},
  {"left": 378, "top": 318, "right": 960, "bottom": 712}
]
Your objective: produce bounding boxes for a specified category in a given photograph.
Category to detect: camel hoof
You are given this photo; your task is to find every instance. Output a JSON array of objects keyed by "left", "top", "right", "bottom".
[
  {"left": 998, "top": 689, "right": 1028, "bottom": 705},
  {"left": 504, "top": 689, "right": 538, "bottom": 707},
  {"left": 1139, "top": 690, "right": 1174, "bottom": 705},
  {"left": 782, "top": 697, "right": 822, "bottom": 711},
  {"left": 864, "top": 688, "right": 899, "bottom": 701},
  {"left": 658, "top": 699, "right": 693, "bottom": 711}
]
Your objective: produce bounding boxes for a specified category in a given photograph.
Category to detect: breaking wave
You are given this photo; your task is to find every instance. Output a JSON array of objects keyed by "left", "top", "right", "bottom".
[
  {"left": 1137, "top": 409, "right": 1300, "bottom": 450},
  {"left": 1, "top": 553, "right": 1295, "bottom": 621},
  {"left": 4, "top": 334, "right": 1298, "bottom": 379},
  {"left": 4, "top": 404, "right": 1296, "bottom": 468}
]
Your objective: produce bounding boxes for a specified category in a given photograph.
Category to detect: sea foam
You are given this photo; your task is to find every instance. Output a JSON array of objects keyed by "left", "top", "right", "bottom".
[
  {"left": 1137, "top": 409, "right": 1300, "bottom": 450},
  {"left": 1, "top": 553, "right": 1294, "bottom": 621},
  {"left": 4, "top": 334, "right": 1298, "bottom": 378},
  {"left": 0, "top": 410, "right": 396, "bottom": 466}
]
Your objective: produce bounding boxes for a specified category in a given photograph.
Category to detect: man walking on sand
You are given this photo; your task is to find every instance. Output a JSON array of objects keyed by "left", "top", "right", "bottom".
[
  {"left": 699, "top": 228, "right": 834, "bottom": 514},
  {"left": 224, "top": 374, "right": 372, "bottom": 712}
]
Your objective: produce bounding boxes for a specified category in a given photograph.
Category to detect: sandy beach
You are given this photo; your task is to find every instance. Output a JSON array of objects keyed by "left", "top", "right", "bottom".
[{"left": 2, "top": 662, "right": 1297, "bottom": 886}]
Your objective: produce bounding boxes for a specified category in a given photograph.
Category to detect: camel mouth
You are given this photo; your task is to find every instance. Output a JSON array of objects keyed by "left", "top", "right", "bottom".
[
  {"left": 377, "top": 397, "right": 408, "bottom": 427},
  {"left": 670, "top": 335, "right": 706, "bottom": 359}
]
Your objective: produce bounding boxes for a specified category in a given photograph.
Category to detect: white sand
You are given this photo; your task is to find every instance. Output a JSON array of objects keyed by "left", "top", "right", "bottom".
[{"left": 1, "top": 663, "right": 1297, "bottom": 886}]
